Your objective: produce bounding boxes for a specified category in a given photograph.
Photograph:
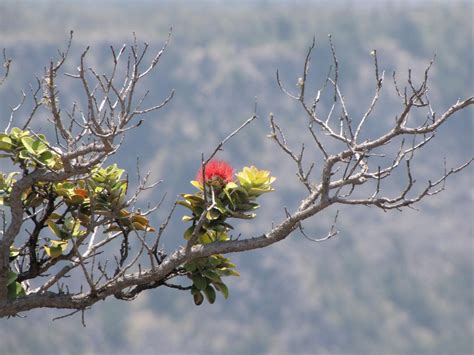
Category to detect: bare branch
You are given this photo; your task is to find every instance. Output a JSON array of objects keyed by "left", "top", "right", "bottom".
[
  {"left": 299, "top": 210, "right": 339, "bottom": 242},
  {"left": 0, "top": 49, "right": 12, "bottom": 86}
]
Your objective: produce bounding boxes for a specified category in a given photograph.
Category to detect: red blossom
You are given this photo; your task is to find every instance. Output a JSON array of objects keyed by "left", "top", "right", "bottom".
[{"left": 196, "top": 160, "right": 234, "bottom": 185}]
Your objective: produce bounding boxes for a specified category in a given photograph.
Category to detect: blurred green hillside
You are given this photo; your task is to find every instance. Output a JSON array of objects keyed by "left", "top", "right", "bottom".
[{"left": 0, "top": 1, "right": 472, "bottom": 354}]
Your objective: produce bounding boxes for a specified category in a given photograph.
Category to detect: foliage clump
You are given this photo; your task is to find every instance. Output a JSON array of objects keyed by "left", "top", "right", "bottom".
[
  {"left": 179, "top": 160, "right": 275, "bottom": 304},
  {"left": 1, "top": 128, "right": 154, "bottom": 299}
]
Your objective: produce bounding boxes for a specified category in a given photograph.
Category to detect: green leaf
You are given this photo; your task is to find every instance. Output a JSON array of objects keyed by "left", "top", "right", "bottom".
[
  {"left": 15, "top": 282, "right": 26, "bottom": 297},
  {"left": 232, "top": 185, "right": 249, "bottom": 197},
  {"left": 68, "top": 194, "right": 85, "bottom": 205},
  {"left": 226, "top": 181, "right": 238, "bottom": 189},
  {"left": 0, "top": 142, "right": 13, "bottom": 152},
  {"left": 0, "top": 134, "right": 13, "bottom": 152},
  {"left": 47, "top": 220, "right": 62, "bottom": 238},
  {"left": 7, "top": 282, "right": 18, "bottom": 299},
  {"left": 190, "top": 180, "right": 203, "bottom": 190},
  {"left": 213, "top": 282, "right": 229, "bottom": 299},
  {"left": 199, "top": 232, "right": 214, "bottom": 244},
  {"left": 236, "top": 166, "right": 276, "bottom": 192},
  {"left": 206, "top": 208, "right": 220, "bottom": 221},
  {"left": 18, "top": 150, "right": 30, "bottom": 160},
  {"left": 71, "top": 220, "right": 86, "bottom": 237},
  {"left": 202, "top": 270, "right": 221, "bottom": 283},
  {"left": 38, "top": 150, "right": 54, "bottom": 164},
  {"left": 32, "top": 139, "right": 49, "bottom": 154},
  {"left": 203, "top": 285, "right": 216, "bottom": 304},
  {"left": 208, "top": 255, "right": 224, "bottom": 266},
  {"left": 20, "top": 136, "right": 37, "bottom": 155},
  {"left": 62, "top": 182, "right": 75, "bottom": 190},
  {"left": 183, "top": 226, "right": 195, "bottom": 241},
  {"left": 48, "top": 213, "right": 62, "bottom": 220},
  {"left": 131, "top": 214, "right": 150, "bottom": 226},
  {"left": 223, "top": 188, "right": 235, "bottom": 208},
  {"left": 7, "top": 281, "right": 26, "bottom": 300},
  {"left": 184, "top": 261, "right": 197, "bottom": 272},
  {"left": 248, "top": 187, "right": 274, "bottom": 196},
  {"left": 9, "top": 247, "right": 20, "bottom": 259},
  {"left": 218, "top": 268, "right": 241, "bottom": 277},
  {"left": 44, "top": 240, "right": 68, "bottom": 258},
  {"left": 10, "top": 127, "right": 26, "bottom": 137},
  {"left": 7, "top": 271, "right": 17, "bottom": 285},
  {"left": 235, "top": 203, "right": 258, "bottom": 211},
  {"left": 177, "top": 200, "right": 192, "bottom": 210},
  {"left": 0, "top": 134, "right": 12, "bottom": 142},
  {"left": 131, "top": 221, "right": 156, "bottom": 232},
  {"left": 214, "top": 199, "right": 227, "bottom": 214},
  {"left": 216, "top": 231, "right": 229, "bottom": 242},
  {"left": 182, "top": 194, "right": 205, "bottom": 204},
  {"left": 221, "top": 261, "right": 237, "bottom": 269},
  {"left": 112, "top": 180, "right": 128, "bottom": 192},
  {"left": 192, "top": 274, "right": 208, "bottom": 291},
  {"left": 64, "top": 217, "right": 76, "bottom": 230}
]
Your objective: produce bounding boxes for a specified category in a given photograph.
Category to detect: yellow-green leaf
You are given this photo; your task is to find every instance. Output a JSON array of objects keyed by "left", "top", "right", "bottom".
[
  {"left": 206, "top": 209, "right": 220, "bottom": 220},
  {"left": 184, "top": 226, "right": 195, "bottom": 240},
  {"left": 7, "top": 281, "right": 26, "bottom": 300},
  {"left": 0, "top": 134, "right": 13, "bottom": 152},
  {"left": 213, "top": 282, "right": 229, "bottom": 299},
  {"left": 47, "top": 220, "right": 61, "bottom": 238},
  {"left": 131, "top": 214, "right": 150, "bottom": 226},
  {"left": 44, "top": 240, "right": 68, "bottom": 258},
  {"left": 9, "top": 247, "right": 20, "bottom": 259},
  {"left": 190, "top": 180, "right": 203, "bottom": 190},
  {"left": 20, "top": 136, "right": 37, "bottom": 155}
]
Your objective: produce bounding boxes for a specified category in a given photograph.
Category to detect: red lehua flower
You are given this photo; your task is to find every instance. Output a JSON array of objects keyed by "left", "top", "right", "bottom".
[{"left": 196, "top": 160, "right": 234, "bottom": 185}]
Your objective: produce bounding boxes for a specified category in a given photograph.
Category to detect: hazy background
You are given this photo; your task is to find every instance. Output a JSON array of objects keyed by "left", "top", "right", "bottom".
[{"left": 0, "top": 0, "right": 473, "bottom": 354}]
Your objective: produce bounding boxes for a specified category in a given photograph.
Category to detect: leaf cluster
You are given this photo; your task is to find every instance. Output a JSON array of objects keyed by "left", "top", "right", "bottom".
[
  {"left": 0, "top": 127, "right": 61, "bottom": 170},
  {"left": 179, "top": 165, "right": 275, "bottom": 305},
  {"left": 2, "top": 128, "right": 155, "bottom": 299}
]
